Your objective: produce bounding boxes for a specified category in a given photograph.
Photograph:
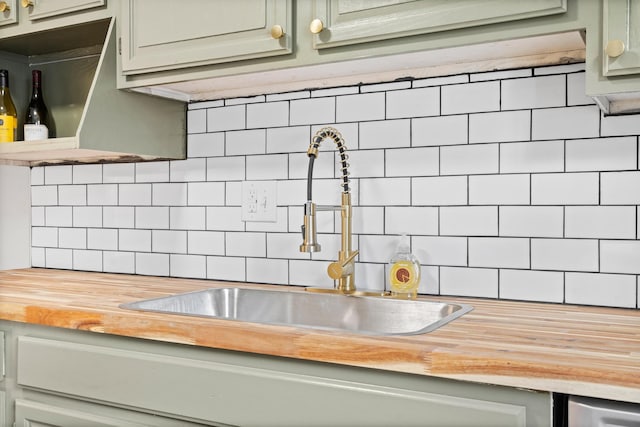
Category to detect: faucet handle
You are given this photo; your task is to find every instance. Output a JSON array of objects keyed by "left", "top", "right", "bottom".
[{"left": 327, "top": 251, "right": 359, "bottom": 280}]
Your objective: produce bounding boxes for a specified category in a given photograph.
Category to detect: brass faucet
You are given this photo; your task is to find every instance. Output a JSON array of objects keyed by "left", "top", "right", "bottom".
[{"left": 300, "top": 127, "right": 359, "bottom": 294}]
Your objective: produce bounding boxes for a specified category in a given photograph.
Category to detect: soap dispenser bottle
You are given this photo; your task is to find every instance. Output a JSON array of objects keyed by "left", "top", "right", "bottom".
[{"left": 389, "top": 234, "right": 421, "bottom": 299}]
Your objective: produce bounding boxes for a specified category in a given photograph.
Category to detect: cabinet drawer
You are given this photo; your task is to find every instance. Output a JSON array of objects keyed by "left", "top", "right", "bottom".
[
  {"left": 21, "top": 0, "right": 105, "bottom": 21},
  {"left": 17, "top": 336, "right": 547, "bottom": 426}
]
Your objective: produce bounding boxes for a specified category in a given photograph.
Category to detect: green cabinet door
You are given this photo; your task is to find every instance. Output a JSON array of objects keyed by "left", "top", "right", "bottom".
[
  {"left": 603, "top": 0, "right": 640, "bottom": 76},
  {"left": 311, "top": 0, "right": 567, "bottom": 49},
  {"left": 0, "top": 0, "right": 17, "bottom": 28},
  {"left": 120, "top": 0, "right": 292, "bottom": 75},
  {"left": 19, "top": 0, "right": 105, "bottom": 21}
]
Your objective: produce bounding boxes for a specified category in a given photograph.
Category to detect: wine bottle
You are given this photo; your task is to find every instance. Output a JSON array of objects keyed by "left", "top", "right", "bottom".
[
  {"left": 0, "top": 69, "right": 17, "bottom": 144},
  {"left": 24, "top": 69, "right": 54, "bottom": 141}
]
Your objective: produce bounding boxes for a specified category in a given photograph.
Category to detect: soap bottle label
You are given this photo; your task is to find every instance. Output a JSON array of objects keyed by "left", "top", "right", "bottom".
[{"left": 390, "top": 260, "right": 419, "bottom": 296}]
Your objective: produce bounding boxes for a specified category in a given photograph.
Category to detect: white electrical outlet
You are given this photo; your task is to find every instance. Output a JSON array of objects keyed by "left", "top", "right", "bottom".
[{"left": 241, "top": 180, "right": 277, "bottom": 222}]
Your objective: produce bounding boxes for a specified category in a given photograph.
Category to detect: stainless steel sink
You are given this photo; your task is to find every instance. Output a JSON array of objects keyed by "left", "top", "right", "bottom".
[{"left": 120, "top": 287, "right": 472, "bottom": 336}]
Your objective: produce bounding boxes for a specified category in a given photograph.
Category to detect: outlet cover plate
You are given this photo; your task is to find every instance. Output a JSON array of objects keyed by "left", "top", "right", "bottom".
[{"left": 241, "top": 180, "right": 277, "bottom": 222}]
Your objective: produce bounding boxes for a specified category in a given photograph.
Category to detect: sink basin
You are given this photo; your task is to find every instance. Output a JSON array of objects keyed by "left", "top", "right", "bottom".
[{"left": 120, "top": 288, "right": 472, "bottom": 336}]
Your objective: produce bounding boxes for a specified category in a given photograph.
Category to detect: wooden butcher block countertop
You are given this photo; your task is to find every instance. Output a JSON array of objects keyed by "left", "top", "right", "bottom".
[{"left": 0, "top": 268, "right": 639, "bottom": 403}]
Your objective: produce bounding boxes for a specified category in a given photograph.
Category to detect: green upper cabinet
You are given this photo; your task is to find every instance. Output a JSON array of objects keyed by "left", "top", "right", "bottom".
[
  {"left": 310, "top": 0, "right": 567, "bottom": 49},
  {"left": 602, "top": 0, "right": 640, "bottom": 76},
  {"left": 120, "top": 0, "right": 293, "bottom": 75},
  {"left": 19, "top": 0, "right": 105, "bottom": 22}
]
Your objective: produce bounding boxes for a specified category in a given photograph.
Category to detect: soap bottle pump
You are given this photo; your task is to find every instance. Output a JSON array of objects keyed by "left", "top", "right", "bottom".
[{"left": 389, "top": 234, "right": 421, "bottom": 299}]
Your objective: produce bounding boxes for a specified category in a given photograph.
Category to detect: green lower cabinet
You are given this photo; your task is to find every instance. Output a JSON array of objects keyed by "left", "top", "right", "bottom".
[
  {"left": 14, "top": 398, "right": 208, "bottom": 427},
  {"left": 4, "top": 321, "right": 551, "bottom": 426}
]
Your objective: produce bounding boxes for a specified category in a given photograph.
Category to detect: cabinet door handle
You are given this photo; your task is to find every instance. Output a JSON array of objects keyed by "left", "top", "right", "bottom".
[
  {"left": 0, "top": 1, "right": 10, "bottom": 12},
  {"left": 21, "top": 0, "right": 33, "bottom": 7},
  {"left": 270, "top": 24, "right": 285, "bottom": 39},
  {"left": 605, "top": 39, "right": 625, "bottom": 58},
  {"left": 309, "top": 18, "right": 324, "bottom": 34}
]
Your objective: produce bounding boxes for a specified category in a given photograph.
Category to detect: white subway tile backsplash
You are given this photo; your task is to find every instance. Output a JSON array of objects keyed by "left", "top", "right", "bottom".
[
  {"left": 360, "top": 119, "right": 410, "bottom": 149},
  {"left": 169, "top": 255, "right": 207, "bottom": 279},
  {"left": 499, "top": 140, "right": 564, "bottom": 173},
  {"left": 207, "top": 157, "right": 245, "bottom": 181},
  {"left": 469, "top": 237, "right": 529, "bottom": 269},
  {"left": 119, "top": 184, "right": 151, "bottom": 206},
  {"left": 87, "top": 228, "right": 118, "bottom": 251},
  {"left": 267, "top": 126, "right": 310, "bottom": 154},
  {"left": 386, "top": 147, "right": 438, "bottom": 177},
  {"left": 153, "top": 230, "right": 187, "bottom": 253},
  {"left": 441, "top": 81, "right": 499, "bottom": 114},
  {"left": 412, "top": 115, "right": 468, "bottom": 146},
  {"left": 88, "top": 184, "right": 118, "bottom": 206},
  {"left": 290, "top": 97, "right": 335, "bottom": 125},
  {"left": 45, "top": 248, "right": 72, "bottom": 269},
  {"left": 187, "top": 132, "right": 225, "bottom": 158},
  {"left": 566, "top": 137, "right": 637, "bottom": 172},
  {"left": 31, "top": 186, "right": 57, "bottom": 206},
  {"left": 469, "top": 174, "right": 530, "bottom": 205},
  {"left": 501, "top": 75, "right": 565, "bottom": 110},
  {"left": 187, "top": 108, "right": 206, "bottom": 133},
  {"left": 136, "top": 206, "right": 169, "bottom": 230},
  {"left": 207, "top": 256, "right": 245, "bottom": 281},
  {"left": 103, "top": 163, "right": 135, "bottom": 183},
  {"left": 32, "top": 64, "right": 640, "bottom": 309},
  {"left": 386, "top": 87, "right": 439, "bottom": 119},
  {"left": 32, "top": 227, "right": 57, "bottom": 247},
  {"left": 73, "top": 250, "right": 102, "bottom": 272},
  {"left": 565, "top": 206, "right": 636, "bottom": 239},
  {"left": 336, "top": 92, "right": 385, "bottom": 122},
  {"left": 532, "top": 105, "right": 600, "bottom": 140},
  {"left": 500, "top": 206, "right": 563, "bottom": 237},
  {"left": 531, "top": 238, "right": 598, "bottom": 272},
  {"left": 103, "top": 251, "right": 135, "bottom": 274},
  {"left": 600, "top": 240, "right": 640, "bottom": 274},
  {"left": 499, "top": 269, "right": 564, "bottom": 303},
  {"left": 385, "top": 207, "right": 438, "bottom": 236},
  {"left": 247, "top": 258, "right": 288, "bottom": 284},
  {"left": 359, "top": 177, "right": 410, "bottom": 206},
  {"left": 226, "top": 232, "right": 265, "bottom": 257},
  {"left": 440, "top": 266, "right": 498, "bottom": 298},
  {"left": 531, "top": 173, "right": 599, "bottom": 205},
  {"left": 247, "top": 101, "right": 289, "bottom": 129},
  {"left": 246, "top": 154, "right": 288, "bottom": 180},
  {"left": 565, "top": 273, "right": 637, "bottom": 308},
  {"left": 45, "top": 206, "right": 72, "bottom": 227},
  {"left": 152, "top": 183, "right": 187, "bottom": 206},
  {"left": 567, "top": 72, "right": 595, "bottom": 106},
  {"left": 73, "top": 206, "right": 102, "bottom": 228},
  {"left": 103, "top": 207, "right": 135, "bottom": 229},
  {"left": 59, "top": 228, "right": 86, "bottom": 249},
  {"left": 170, "top": 158, "right": 207, "bottom": 182},
  {"left": 469, "top": 111, "right": 530, "bottom": 144},
  {"left": 226, "top": 129, "right": 266, "bottom": 156},
  {"left": 602, "top": 114, "right": 640, "bottom": 136},
  {"left": 45, "top": 165, "right": 72, "bottom": 185},
  {"left": 412, "top": 176, "right": 467, "bottom": 206},
  {"left": 120, "top": 229, "right": 151, "bottom": 252},
  {"left": 207, "top": 105, "right": 245, "bottom": 132},
  {"left": 136, "top": 252, "right": 169, "bottom": 276},
  {"left": 601, "top": 172, "right": 640, "bottom": 205},
  {"left": 170, "top": 206, "right": 206, "bottom": 230},
  {"left": 136, "top": 162, "right": 169, "bottom": 183},
  {"left": 441, "top": 144, "right": 498, "bottom": 175},
  {"left": 73, "top": 164, "right": 102, "bottom": 184},
  {"left": 413, "top": 236, "right": 467, "bottom": 266},
  {"left": 188, "top": 230, "right": 225, "bottom": 256},
  {"left": 440, "top": 206, "right": 498, "bottom": 236}
]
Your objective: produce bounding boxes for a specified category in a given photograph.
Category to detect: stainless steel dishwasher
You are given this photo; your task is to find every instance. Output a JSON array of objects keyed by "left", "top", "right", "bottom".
[{"left": 568, "top": 396, "right": 640, "bottom": 426}]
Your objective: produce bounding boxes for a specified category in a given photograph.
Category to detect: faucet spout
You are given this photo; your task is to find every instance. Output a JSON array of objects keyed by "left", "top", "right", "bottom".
[{"left": 300, "top": 127, "right": 357, "bottom": 294}]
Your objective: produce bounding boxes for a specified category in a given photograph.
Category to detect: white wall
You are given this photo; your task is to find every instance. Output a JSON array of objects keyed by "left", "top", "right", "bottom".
[
  {"left": 0, "top": 164, "right": 30, "bottom": 269},
  {"left": 29, "top": 63, "right": 640, "bottom": 309}
]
